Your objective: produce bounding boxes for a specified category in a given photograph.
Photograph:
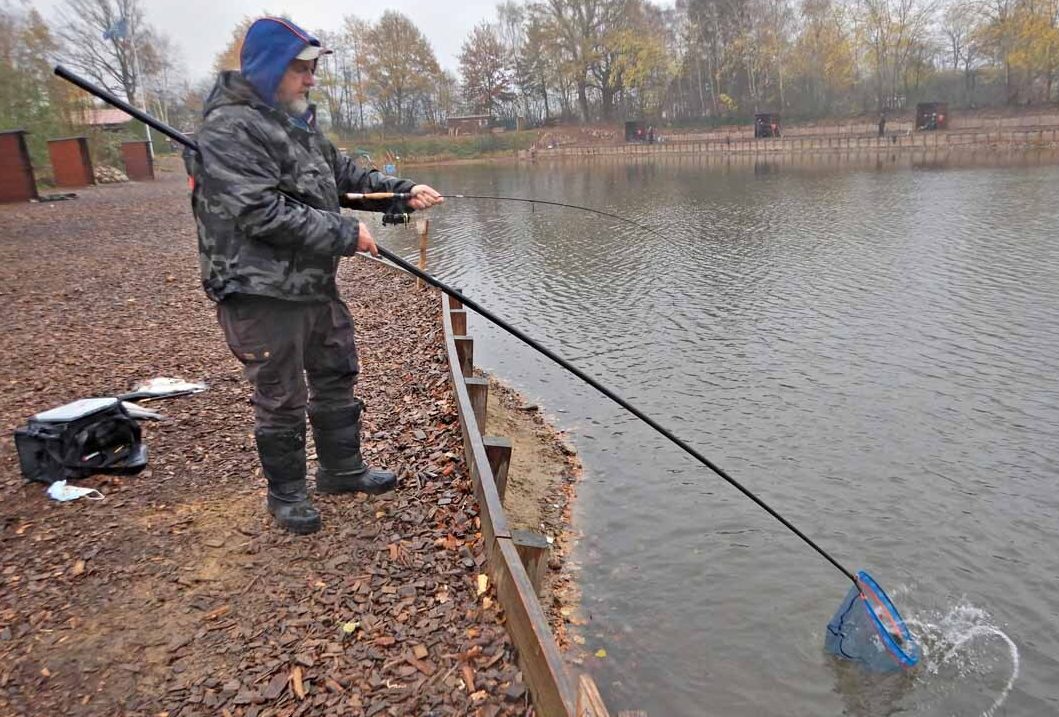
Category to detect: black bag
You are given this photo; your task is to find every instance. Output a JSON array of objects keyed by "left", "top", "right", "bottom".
[{"left": 14, "top": 398, "right": 148, "bottom": 484}]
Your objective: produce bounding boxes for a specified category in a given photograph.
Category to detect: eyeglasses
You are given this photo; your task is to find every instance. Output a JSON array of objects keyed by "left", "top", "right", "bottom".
[{"left": 287, "top": 60, "right": 317, "bottom": 77}]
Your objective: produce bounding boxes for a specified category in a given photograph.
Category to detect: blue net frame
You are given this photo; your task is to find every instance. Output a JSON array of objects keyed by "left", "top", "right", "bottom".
[{"left": 824, "top": 570, "right": 920, "bottom": 671}]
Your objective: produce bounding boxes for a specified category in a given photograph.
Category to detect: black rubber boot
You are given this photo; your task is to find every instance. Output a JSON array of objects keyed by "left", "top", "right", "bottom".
[
  {"left": 309, "top": 401, "right": 397, "bottom": 496},
  {"left": 256, "top": 426, "right": 321, "bottom": 534}
]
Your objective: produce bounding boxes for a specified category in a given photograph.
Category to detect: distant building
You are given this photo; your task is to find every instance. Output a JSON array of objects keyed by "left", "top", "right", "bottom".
[
  {"left": 81, "top": 108, "right": 135, "bottom": 131},
  {"left": 446, "top": 114, "right": 491, "bottom": 136}
]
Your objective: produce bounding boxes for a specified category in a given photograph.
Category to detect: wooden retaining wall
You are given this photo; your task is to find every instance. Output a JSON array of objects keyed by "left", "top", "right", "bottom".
[
  {"left": 656, "top": 113, "right": 1059, "bottom": 143},
  {"left": 440, "top": 293, "right": 640, "bottom": 717},
  {"left": 529, "top": 127, "right": 1059, "bottom": 160}
]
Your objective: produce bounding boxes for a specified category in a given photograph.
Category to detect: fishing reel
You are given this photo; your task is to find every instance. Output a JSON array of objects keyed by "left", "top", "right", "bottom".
[
  {"left": 382, "top": 197, "right": 413, "bottom": 226},
  {"left": 382, "top": 211, "right": 412, "bottom": 226}
]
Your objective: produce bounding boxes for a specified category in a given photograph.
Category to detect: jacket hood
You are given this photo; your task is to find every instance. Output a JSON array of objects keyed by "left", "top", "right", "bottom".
[
  {"left": 239, "top": 16, "right": 325, "bottom": 106},
  {"left": 203, "top": 71, "right": 266, "bottom": 117}
]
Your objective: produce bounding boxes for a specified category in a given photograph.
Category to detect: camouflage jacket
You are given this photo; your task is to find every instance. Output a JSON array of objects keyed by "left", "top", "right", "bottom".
[{"left": 187, "top": 71, "right": 414, "bottom": 303}]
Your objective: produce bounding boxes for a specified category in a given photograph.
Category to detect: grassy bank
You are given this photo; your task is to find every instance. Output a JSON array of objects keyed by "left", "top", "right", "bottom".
[{"left": 330, "top": 129, "right": 538, "bottom": 165}]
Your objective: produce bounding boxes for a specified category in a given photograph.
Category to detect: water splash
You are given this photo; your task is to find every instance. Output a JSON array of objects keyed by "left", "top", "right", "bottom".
[{"left": 907, "top": 604, "right": 1019, "bottom": 716}]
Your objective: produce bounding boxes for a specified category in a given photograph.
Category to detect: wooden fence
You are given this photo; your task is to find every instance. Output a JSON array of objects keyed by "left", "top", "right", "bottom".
[
  {"left": 528, "top": 127, "right": 1059, "bottom": 160},
  {"left": 441, "top": 292, "right": 645, "bottom": 717}
]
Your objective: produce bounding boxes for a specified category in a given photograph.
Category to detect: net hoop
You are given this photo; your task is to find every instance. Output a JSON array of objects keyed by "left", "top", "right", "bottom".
[{"left": 855, "top": 570, "right": 920, "bottom": 669}]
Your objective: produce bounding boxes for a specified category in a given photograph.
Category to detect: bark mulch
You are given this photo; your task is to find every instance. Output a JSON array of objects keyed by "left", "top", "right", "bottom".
[{"left": 0, "top": 168, "right": 532, "bottom": 716}]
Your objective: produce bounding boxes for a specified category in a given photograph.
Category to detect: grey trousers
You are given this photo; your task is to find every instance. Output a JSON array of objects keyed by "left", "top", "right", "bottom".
[{"left": 216, "top": 294, "right": 359, "bottom": 430}]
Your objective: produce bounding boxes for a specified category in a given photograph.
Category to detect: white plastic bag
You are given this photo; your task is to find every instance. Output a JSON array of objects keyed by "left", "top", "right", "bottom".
[{"left": 46, "top": 480, "right": 105, "bottom": 502}]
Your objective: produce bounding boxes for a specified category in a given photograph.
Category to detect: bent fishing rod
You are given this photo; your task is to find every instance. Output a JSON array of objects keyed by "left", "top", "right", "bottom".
[
  {"left": 348, "top": 192, "right": 668, "bottom": 240},
  {"left": 55, "top": 64, "right": 860, "bottom": 588}
]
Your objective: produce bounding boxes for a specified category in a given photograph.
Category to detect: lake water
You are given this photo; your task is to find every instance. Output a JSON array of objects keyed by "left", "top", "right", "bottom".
[{"left": 385, "top": 151, "right": 1059, "bottom": 716}]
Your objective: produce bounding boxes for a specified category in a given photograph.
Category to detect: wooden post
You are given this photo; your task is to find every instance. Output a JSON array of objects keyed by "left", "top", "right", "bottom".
[
  {"left": 484, "top": 436, "right": 511, "bottom": 501},
  {"left": 448, "top": 293, "right": 463, "bottom": 311},
  {"left": 576, "top": 674, "right": 611, "bottom": 717},
  {"left": 450, "top": 308, "right": 467, "bottom": 335},
  {"left": 512, "top": 529, "right": 550, "bottom": 596},
  {"left": 465, "top": 377, "right": 488, "bottom": 434},
  {"left": 416, "top": 218, "right": 429, "bottom": 289},
  {"left": 454, "top": 336, "right": 473, "bottom": 378}
]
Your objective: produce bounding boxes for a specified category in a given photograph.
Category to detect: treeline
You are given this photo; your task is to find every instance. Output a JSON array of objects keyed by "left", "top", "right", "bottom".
[
  {"left": 3, "top": 0, "right": 1058, "bottom": 153},
  {"left": 271, "top": 0, "right": 1059, "bottom": 131},
  {"left": 1, "top": 0, "right": 188, "bottom": 165}
]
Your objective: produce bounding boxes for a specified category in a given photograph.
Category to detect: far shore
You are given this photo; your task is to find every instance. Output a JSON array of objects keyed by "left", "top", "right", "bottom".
[{"left": 343, "top": 108, "right": 1059, "bottom": 167}]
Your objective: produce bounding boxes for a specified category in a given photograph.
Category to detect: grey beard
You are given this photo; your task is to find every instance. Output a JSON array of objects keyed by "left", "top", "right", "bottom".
[{"left": 281, "top": 95, "right": 309, "bottom": 116}]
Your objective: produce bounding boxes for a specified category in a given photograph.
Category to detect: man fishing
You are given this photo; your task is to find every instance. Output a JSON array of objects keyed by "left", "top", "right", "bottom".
[{"left": 186, "top": 16, "right": 443, "bottom": 534}]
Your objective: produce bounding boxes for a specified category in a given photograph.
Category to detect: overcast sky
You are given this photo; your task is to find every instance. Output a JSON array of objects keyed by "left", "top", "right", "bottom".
[{"left": 34, "top": 0, "right": 508, "bottom": 85}]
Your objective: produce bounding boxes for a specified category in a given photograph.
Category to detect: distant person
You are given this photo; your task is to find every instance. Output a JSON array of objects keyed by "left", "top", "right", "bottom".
[
  {"left": 647, "top": 126, "right": 655, "bottom": 144},
  {"left": 185, "top": 16, "right": 444, "bottom": 534},
  {"left": 878, "top": 112, "right": 886, "bottom": 137}
]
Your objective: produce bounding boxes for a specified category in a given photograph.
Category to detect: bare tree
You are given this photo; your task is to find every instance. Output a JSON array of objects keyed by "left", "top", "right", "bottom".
[
  {"left": 58, "top": 0, "right": 151, "bottom": 102},
  {"left": 853, "top": 0, "right": 938, "bottom": 109}
]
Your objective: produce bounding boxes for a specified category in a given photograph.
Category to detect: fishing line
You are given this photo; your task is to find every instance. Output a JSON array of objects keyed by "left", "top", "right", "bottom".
[{"left": 346, "top": 191, "right": 669, "bottom": 241}]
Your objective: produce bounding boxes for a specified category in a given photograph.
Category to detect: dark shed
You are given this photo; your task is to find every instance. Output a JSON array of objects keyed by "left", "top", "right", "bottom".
[
  {"left": 0, "top": 130, "right": 39, "bottom": 203},
  {"left": 121, "top": 141, "right": 154, "bottom": 181},
  {"left": 916, "top": 102, "right": 949, "bottom": 130},
  {"left": 754, "top": 113, "right": 781, "bottom": 138},
  {"left": 48, "top": 137, "right": 95, "bottom": 188}
]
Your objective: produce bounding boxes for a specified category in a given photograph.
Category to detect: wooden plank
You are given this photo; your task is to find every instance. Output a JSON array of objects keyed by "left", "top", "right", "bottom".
[
  {"left": 495, "top": 538, "right": 576, "bottom": 717},
  {"left": 512, "top": 529, "right": 550, "bottom": 596},
  {"left": 465, "top": 377, "right": 488, "bottom": 434},
  {"left": 454, "top": 336, "right": 474, "bottom": 378},
  {"left": 450, "top": 308, "right": 467, "bottom": 335},
  {"left": 576, "top": 674, "right": 610, "bottom": 717},
  {"left": 483, "top": 436, "right": 511, "bottom": 502},
  {"left": 448, "top": 293, "right": 463, "bottom": 310}
]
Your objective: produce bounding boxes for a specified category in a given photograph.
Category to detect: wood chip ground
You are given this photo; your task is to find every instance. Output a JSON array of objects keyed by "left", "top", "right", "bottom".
[{"left": 0, "top": 166, "right": 534, "bottom": 716}]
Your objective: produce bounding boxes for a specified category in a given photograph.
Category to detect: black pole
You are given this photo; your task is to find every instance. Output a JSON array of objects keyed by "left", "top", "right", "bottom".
[
  {"left": 378, "top": 247, "right": 858, "bottom": 586},
  {"left": 56, "top": 63, "right": 860, "bottom": 588}
]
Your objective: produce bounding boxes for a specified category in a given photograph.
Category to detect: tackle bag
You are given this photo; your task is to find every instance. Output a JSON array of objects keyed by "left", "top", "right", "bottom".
[{"left": 13, "top": 398, "right": 148, "bottom": 485}]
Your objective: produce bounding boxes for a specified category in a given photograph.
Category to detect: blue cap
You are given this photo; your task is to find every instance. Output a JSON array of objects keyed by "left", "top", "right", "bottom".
[{"left": 239, "top": 17, "right": 330, "bottom": 105}]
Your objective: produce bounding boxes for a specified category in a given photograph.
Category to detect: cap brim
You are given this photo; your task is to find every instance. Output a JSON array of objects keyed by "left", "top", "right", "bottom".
[{"left": 295, "top": 45, "right": 332, "bottom": 61}]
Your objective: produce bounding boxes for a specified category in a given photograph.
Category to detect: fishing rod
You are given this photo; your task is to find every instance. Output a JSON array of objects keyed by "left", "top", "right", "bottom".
[
  {"left": 55, "top": 63, "right": 859, "bottom": 588},
  {"left": 52, "top": 65, "right": 661, "bottom": 240},
  {"left": 347, "top": 192, "right": 667, "bottom": 240}
]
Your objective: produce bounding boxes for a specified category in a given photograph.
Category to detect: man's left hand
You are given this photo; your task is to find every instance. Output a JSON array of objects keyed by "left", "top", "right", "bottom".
[{"left": 408, "top": 185, "right": 444, "bottom": 211}]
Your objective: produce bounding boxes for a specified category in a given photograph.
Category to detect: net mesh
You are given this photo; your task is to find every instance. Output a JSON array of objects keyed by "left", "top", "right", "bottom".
[{"left": 824, "top": 570, "right": 920, "bottom": 671}]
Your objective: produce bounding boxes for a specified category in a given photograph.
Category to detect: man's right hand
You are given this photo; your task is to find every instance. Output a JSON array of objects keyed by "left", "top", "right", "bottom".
[{"left": 357, "top": 221, "right": 379, "bottom": 256}]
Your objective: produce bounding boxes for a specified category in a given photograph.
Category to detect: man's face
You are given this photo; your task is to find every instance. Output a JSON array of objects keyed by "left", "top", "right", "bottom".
[{"left": 275, "top": 58, "right": 315, "bottom": 114}]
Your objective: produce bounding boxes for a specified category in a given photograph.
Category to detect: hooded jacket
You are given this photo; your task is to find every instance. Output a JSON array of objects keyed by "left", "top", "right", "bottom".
[
  {"left": 240, "top": 16, "right": 323, "bottom": 106},
  {"left": 188, "top": 33, "right": 414, "bottom": 303}
]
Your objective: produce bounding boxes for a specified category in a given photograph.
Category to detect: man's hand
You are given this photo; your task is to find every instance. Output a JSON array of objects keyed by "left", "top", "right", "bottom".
[
  {"left": 357, "top": 221, "right": 379, "bottom": 256},
  {"left": 408, "top": 184, "right": 444, "bottom": 211}
]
